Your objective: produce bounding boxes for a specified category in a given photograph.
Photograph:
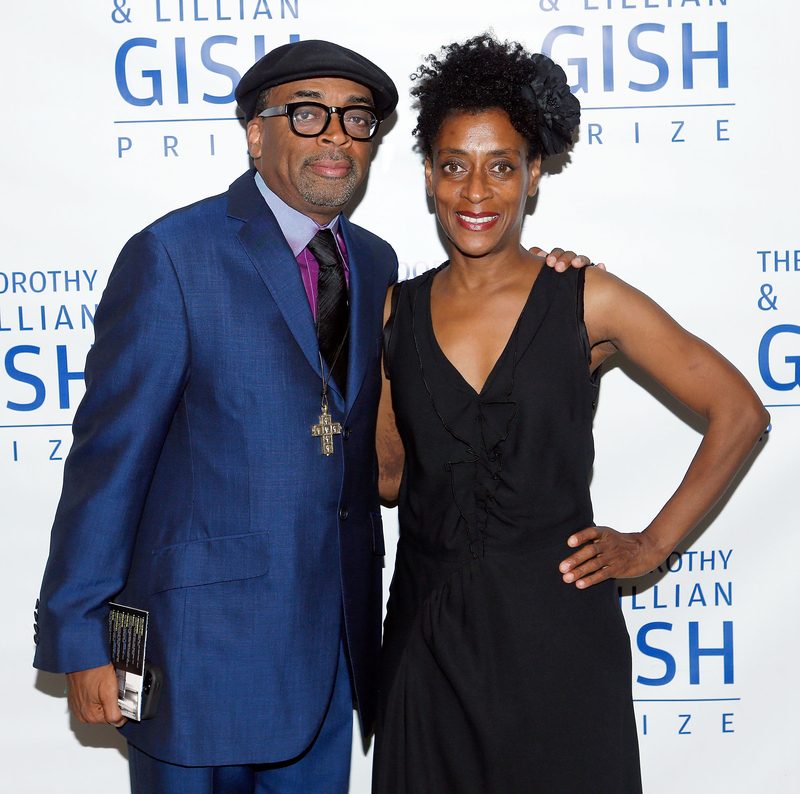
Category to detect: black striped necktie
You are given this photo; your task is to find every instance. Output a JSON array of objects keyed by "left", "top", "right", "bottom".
[{"left": 307, "top": 229, "right": 349, "bottom": 395}]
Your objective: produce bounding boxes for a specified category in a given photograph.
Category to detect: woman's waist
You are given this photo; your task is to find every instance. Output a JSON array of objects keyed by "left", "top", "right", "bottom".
[{"left": 397, "top": 514, "right": 592, "bottom": 564}]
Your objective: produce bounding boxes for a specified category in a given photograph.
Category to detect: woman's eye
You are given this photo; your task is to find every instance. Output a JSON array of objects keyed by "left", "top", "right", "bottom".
[
  {"left": 443, "top": 162, "right": 463, "bottom": 174},
  {"left": 492, "top": 162, "right": 514, "bottom": 174}
]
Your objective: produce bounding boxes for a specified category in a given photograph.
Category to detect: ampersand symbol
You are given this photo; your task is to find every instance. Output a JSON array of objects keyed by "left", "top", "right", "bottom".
[
  {"left": 539, "top": 0, "right": 560, "bottom": 9},
  {"left": 112, "top": 0, "right": 132, "bottom": 23},
  {"left": 758, "top": 283, "right": 778, "bottom": 311}
]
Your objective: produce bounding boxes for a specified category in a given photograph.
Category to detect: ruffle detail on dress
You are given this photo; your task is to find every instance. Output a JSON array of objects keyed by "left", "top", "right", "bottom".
[{"left": 410, "top": 267, "right": 559, "bottom": 556}]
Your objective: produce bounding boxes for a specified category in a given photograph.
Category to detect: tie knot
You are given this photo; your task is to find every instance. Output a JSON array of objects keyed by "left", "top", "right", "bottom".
[{"left": 307, "top": 229, "right": 341, "bottom": 269}]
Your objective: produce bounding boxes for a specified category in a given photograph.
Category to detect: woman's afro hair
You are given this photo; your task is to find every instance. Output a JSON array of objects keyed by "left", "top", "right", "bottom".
[{"left": 411, "top": 34, "right": 546, "bottom": 161}]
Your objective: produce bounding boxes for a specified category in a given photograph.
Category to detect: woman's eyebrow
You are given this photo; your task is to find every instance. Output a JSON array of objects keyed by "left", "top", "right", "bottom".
[{"left": 437, "top": 147, "right": 518, "bottom": 156}]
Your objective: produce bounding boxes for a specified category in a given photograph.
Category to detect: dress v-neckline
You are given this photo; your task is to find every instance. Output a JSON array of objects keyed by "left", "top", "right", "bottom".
[{"left": 425, "top": 265, "right": 547, "bottom": 398}]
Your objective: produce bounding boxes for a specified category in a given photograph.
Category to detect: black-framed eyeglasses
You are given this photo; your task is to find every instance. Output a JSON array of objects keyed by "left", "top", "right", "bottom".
[{"left": 258, "top": 102, "right": 382, "bottom": 141}]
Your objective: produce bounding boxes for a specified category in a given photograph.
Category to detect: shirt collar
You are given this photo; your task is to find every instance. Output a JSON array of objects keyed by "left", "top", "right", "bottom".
[{"left": 254, "top": 171, "right": 340, "bottom": 257}]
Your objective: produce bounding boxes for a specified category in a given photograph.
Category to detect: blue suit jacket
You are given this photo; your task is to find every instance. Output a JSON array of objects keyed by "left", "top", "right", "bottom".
[{"left": 34, "top": 169, "right": 398, "bottom": 766}]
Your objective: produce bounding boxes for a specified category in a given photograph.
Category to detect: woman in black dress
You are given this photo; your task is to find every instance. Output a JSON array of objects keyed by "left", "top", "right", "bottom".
[{"left": 374, "top": 35, "right": 768, "bottom": 793}]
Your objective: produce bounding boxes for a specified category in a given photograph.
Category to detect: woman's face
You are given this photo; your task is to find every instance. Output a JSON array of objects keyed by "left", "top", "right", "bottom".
[{"left": 425, "top": 108, "right": 540, "bottom": 261}]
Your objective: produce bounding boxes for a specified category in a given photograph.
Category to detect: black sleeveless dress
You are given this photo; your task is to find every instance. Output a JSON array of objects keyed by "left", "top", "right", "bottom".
[{"left": 373, "top": 265, "right": 642, "bottom": 794}]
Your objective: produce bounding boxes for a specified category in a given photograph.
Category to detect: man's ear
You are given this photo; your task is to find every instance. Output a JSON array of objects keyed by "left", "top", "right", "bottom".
[
  {"left": 527, "top": 155, "right": 542, "bottom": 197},
  {"left": 424, "top": 158, "right": 434, "bottom": 197},
  {"left": 246, "top": 119, "right": 263, "bottom": 160}
]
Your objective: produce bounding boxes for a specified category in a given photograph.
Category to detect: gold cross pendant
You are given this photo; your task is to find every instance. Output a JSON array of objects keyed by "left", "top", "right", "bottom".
[{"left": 311, "top": 404, "right": 342, "bottom": 456}]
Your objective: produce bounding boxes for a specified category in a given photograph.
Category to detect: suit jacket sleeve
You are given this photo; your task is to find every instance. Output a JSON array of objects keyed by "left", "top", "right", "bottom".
[{"left": 34, "top": 229, "right": 191, "bottom": 673}]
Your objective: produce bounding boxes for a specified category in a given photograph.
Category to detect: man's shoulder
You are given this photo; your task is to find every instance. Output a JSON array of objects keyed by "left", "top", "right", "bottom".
[
  {"left": 140, "top": 170, "right": 258, "bottom": 239},
  {"left": 144, "top": 188, "right": 236, "bottom": 235},
  {"left": 144, "top": 193, "right": 223, "bottom": 234}
]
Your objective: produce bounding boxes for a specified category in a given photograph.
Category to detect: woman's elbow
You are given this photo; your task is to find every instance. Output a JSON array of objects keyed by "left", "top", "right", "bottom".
[
  {"left": 379, "top": 478, "right": 400, "bottom": 504},
  {"left": 737, "top": 394, "right": 770, "bottom": 445},
  {"left": 755, "top": 404, "right": 771, "bottom": 438}
]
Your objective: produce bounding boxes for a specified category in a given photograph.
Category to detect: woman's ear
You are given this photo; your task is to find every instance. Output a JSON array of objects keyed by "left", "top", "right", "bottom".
[
  {"left": 527, "top": 155, "right": 542, "bottom": 197},
  {"left": 424, "top": 157, "right": 434, "bottom": 197}
]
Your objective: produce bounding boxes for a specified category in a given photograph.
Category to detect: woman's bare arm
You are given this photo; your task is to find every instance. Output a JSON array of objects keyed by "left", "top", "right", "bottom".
[
  {"left": 377, "top": 287, "right": 405, "bottom": 503},
  {"left": 559, "top": 267, "right": 770, "bottom": 588}
]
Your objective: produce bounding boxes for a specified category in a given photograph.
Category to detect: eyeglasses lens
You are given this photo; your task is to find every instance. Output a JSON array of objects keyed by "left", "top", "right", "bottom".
[
  {"left": 291, "top": 105, "right": 327, "bottom": 134},
  {"left": 342, "top": 108, "right": 378, "bottom": 138}
]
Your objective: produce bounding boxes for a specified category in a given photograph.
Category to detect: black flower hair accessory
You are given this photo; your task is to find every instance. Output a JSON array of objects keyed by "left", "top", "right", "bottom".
[{"left": 520, "top": 54, "right": 581, "bottom": 156}]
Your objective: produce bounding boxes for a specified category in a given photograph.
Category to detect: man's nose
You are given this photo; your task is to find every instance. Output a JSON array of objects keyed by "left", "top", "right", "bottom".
[{"left": 319, "top": 111, "right": 351, "bottom": 146}]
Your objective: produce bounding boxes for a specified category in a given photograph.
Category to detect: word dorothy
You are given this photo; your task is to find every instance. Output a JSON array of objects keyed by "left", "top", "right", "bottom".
[{"left": 0, "top": 271, "right": 99, "bottom": 294}]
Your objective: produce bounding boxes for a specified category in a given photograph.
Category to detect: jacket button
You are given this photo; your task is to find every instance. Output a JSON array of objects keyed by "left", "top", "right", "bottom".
[
  {"left": 339, "top": 507, "right": 349, "bottom": 520},
  {"left": 343, "top": 427, "right": 351, "bottom": 440}
]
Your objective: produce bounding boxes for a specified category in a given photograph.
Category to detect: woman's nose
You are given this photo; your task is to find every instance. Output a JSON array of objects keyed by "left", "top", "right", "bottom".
[{"left": 462, "top": 170, "right": 491, "bottom": 203}]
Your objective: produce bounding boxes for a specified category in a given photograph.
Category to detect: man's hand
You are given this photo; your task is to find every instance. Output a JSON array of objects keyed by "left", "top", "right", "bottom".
[
  {"left": 530, "top": 246, "right": 607, "bottom": 273},
  {"left": 66, "top": 662, "right": 127, "bottom": 727},
  {"left": 559, "top": 526, "right": 665, "bottom": 589}
]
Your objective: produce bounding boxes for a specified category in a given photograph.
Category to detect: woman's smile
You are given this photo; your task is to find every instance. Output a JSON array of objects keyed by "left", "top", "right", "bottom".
[{"left": 455, "top": 211, "right": 500, "bottom": 231}]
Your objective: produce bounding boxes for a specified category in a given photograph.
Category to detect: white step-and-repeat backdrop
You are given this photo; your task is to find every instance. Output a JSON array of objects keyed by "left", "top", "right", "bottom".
[{"left": 2, "top": 1, "right": 797, "bottom": 791}]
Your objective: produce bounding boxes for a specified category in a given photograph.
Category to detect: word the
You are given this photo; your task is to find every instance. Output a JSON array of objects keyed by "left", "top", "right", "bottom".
[{"left": 757, "top": 250, "right": 800, "bottom": 273}]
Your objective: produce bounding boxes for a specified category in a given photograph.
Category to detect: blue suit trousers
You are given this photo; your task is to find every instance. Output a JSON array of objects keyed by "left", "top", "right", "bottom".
[{"left": 128, "top": 642, "right": 354, "bottom": 793}]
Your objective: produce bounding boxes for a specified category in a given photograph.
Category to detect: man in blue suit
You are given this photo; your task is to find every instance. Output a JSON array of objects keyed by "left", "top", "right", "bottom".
[
  {"left": 33, "top": 39, "right": 588, "bottom": 793},
  {"left": 34, "top": 40, "right": 400, "bottom": 793}
]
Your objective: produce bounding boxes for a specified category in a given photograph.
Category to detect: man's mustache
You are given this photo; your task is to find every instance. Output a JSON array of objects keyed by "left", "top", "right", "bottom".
[{"left": 303, "top": 151, "right": 356, "bottom": 169}]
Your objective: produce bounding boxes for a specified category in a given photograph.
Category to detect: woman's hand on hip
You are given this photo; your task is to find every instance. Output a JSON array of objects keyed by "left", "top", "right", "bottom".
[{"left": 558, "top": 526, "right": 666, "bottom": 589}]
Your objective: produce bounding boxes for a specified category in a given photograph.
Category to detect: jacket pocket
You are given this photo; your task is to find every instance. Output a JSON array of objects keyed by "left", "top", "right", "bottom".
[
  {"left": 149, "top": 530, "right": 269, "bottom": 594},
  {"left": 370, "top": 512, "right": 385, "bottom": 556}
]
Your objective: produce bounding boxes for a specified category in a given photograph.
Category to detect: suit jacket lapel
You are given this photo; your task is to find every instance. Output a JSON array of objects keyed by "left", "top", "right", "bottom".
[
  {"left": 227, "top": 171, "right": 324, "bottom": 385},
  {"left": 340, "top": 215, "right": 377, "bottom": 416}
]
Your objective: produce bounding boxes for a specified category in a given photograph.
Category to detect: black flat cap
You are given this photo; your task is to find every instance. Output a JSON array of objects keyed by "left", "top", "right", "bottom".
[{"left": 235, "top": 39, "right": 398, "bottom": 122}]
